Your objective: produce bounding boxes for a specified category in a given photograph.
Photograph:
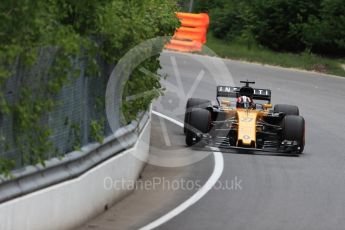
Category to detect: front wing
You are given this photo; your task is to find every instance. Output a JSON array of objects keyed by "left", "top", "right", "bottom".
[{"left": 193, "top": 133, "right": 300, "bottom": 154}]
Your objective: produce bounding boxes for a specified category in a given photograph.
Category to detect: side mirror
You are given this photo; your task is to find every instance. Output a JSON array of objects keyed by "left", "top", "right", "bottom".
[{"left": 263, "top": 104, "right": 272, "bottom": 109}]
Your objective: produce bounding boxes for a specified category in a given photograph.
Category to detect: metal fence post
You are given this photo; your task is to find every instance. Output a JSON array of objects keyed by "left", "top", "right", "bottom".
[{"left": 189, "top": 0, "right": 194, "bottom": 12}]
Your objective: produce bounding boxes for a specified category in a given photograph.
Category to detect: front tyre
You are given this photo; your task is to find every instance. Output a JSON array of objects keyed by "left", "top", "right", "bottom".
[
  {"left": 185, "top": 108, "right": 211, "bottom": 146},
  {"left": 274, "top": 104, "right": 299, "bottom": 116},
  {"left": 184, "top": 98, "right": 211, "bottom": 134},
  {"left": 282, "top": 115, "right": 305, "bottom": 153}
]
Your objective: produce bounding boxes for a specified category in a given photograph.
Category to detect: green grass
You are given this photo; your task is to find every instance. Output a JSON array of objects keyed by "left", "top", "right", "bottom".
[{"left": 205, "top": 34, "right": 345, "bottom": 77}]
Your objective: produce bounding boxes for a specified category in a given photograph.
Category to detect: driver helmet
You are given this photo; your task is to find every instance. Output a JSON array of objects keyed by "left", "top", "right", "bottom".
[{"left": 236, "top": 96, "right": 253, "bottom": 108}]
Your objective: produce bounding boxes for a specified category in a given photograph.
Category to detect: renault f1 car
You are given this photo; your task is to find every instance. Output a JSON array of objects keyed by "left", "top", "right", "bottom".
[{"left": 184, "top": 81, "right": 305, "bottom": 154}]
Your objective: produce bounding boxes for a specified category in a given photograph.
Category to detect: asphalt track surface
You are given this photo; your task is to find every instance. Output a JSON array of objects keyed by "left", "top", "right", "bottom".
[{"left": 79, "top": 51, "right": 345, "bottom": 230}]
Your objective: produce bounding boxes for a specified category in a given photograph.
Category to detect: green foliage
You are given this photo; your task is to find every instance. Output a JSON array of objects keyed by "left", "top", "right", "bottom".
[
  {"left": 211, "top": 1, "right": 253, "bottom": 41},
  {"left": 193, "top": 0, "right": 225, "bottom": 12},
  {"left": 252, "top": 0, "right": 321, "bottom": 52},
  {"left": 0, "top": 1, "right": 80, "bottom": 172},
  {"left": 0, "top": 157, "right": 15, "bottom": 179},
  {"left": 122, "top": 57, "right": 163, "bottom": 123},
  {"left": 301, "top": 0, "right": 345, "bottom": 55},
  {"left": 90, "top": 119, "right": 105, "bottom": 144},
  {"left": 0, "top": 0, "right": 179, "bottom": 176},
  {"left": 196, "top": 0, "right": 344, "bottom": 56}
]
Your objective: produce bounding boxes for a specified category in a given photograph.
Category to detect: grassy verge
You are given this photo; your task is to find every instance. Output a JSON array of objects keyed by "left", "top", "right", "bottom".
[{"left": 205, "top": 34, "right": 345, "bottom": 77}]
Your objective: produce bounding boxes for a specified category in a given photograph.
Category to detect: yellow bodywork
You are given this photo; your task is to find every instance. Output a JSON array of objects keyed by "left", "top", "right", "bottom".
[
  {"left": 220, "top": 100, "right": 271, "bottom": 147},
  {"left": 237, "top": 110, "right": 258, "bottom": 146}
]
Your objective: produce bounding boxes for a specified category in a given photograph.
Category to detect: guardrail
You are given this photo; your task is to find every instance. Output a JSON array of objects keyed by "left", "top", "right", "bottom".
[{"left": 0, "top": 111, "right": 150, "bottom": 204}]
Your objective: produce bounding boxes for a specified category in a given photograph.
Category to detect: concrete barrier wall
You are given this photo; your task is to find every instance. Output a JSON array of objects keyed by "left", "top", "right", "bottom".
[{"left": 0, "top": 115, "right": 151, "bottom": 230}]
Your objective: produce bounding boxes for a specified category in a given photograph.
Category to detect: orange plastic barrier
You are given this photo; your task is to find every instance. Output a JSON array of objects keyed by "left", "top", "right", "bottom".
[
  {"left": 176, "top": 13, "right": 210, "bottom": 26},
  {"left": 173, "top": 33, "right": 204, "bottom": 44},
  {"left": 165, "top": 39, "right": 202, "bottom": 52},
  {"left": 165, "top": 13, "right": 209, "bottom": 53},
  {"left": 179, "top": 19, "right": 209, "bottom": 28},
  {"left": 174, "top": 27, "right": 207, "bottom": 43},
  {"left": 177, "top": 27, "right": 207, "bottom": 34}
]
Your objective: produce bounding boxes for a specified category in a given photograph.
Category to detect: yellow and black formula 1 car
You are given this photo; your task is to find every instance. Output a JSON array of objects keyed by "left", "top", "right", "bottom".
[{"left": 184, "top": 81, "right": 305, "bottom": 154}]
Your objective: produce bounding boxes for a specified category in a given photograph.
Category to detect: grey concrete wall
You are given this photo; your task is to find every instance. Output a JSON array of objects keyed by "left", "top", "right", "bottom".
[{"left": 0, "top": 114, "right": 151, "bottom": 230}]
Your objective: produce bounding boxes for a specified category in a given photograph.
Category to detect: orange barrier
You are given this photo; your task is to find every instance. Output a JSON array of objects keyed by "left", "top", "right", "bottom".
[
  {"left": 173, "top": 33, "right": 204, "bottom": 44},
  {"left": 165, "top": 39, "right": 202, "bottom": 52},
  {"left": 165, "top": 13, "right": 209, "bottom": 53},
  {"left": 177, "top": 27, "right": 207, "bottom": 34},
  {"left": 179, "top": 19, "right": 209, "bottom": 28},
  {"left": 174, "top": 27, "right": 207, "bottom": 43},
  {"left": 176, "top": 13, "right": 210, "bottom": 26}
]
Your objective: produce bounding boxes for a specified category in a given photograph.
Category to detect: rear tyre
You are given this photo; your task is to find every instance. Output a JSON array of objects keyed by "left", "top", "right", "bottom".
[
  {"left": 282, "top": 115, "right": 305, "bottom": 153},
  {"left": 185, "top": 108, "right": 211, "bottom": 146},
  {"left": 274, "top": 104, "right": 299, "bottom": 116},
  {"left": 184, "top": 98, "right": 211, "bottom": 134}
]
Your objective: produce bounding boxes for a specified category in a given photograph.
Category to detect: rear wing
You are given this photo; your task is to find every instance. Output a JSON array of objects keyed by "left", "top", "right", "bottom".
[{"left": 217, "top": 86, "right": 271, "bottom": 102}]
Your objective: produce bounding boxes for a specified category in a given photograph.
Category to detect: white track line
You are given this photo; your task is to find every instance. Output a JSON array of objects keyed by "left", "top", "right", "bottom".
[
  {"left": 140, "top": 111, "right": 224, "bottom": 230},
  {"left": 158, "top": 116, "right": 172, "bottom": 146},
  {"left": 151, "top": 110, "right": 184, "bottom": 127}
]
